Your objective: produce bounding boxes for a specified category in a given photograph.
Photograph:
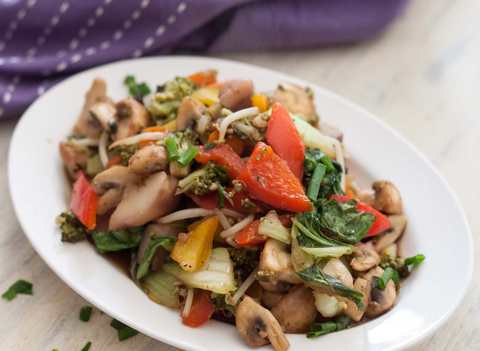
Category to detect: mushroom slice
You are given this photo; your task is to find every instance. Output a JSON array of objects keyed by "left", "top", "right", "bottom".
[
  {"left": 258, "top": 239, "right": 302, "bottom": 292},
  {"left": 109, "top": 172, "right": 179, "bottom": 230},
  {"left": 322, "top": 258, "right": 353, "bottom": 288},
  {"left": 271, "top": 286, "right": 317, "bottom": 333},
  {"left": 96, "top": 187, "right": 123, "bottom": 215},
  {"left": 364, "top": 267, "right": 397, "bottom": 318},
  {"left": 59, "top": 142, "right": 89, "bottom": 180},
  {"left": 128, "top": 145, "right": 168, "bottom": 175},
  {"left": 350, "top": 242, "right": 381, "bottom": 272},
  {"left": 261, "top": 291, "right": 284, "bottom": 309},
  {"left": 73, "top": 78, "right": 109, "bottom": 139},
  {"left": 114, "top": 97, "right": 150, "bottom": 140},
  {"left": 92, "top": 165, "right": 137, "bottom": 194},
  {"left": 372, "top": 181, "right": 403, "bottom": 214},
  {"left": 89, "top": 100, "right": 117, "bottom": 131},
  {"left": 176, "top": 96, "right": 205, "bottom": 130},
  {"left": 219, "top": 80, "right": 254, "bottom": 111},
  {"left": 374, "top": 215, "right": 407, "bottom": 252},
  {"left": 272, "top": 83, "right": 318, "bottom": 124},
  {"left": 236, "top": 296, "right": 289, "bottom": 351},
  {"left": 341, "top": 277, "right": 370, "bottom": 322}
]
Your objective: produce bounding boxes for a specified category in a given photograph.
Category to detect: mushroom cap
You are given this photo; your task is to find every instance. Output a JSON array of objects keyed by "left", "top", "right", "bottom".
[
  {"left": 372, "top": 180, "right": 403, "bottom": 214},
  {"left": 176, "top": 96, "right": 205, "bottom": 130},
  {"left": 236, "top": 296, "right": 289, "bottom": 351},
  {"left": 351, "top": 242, "right": 381, "bottom": 272},
  {"left": 92, "top": 165, "right": 138, "bottom": 194},
  {"left": 114, "top": 97, "right": 150, "bottom": 140},
  {"left": 272, "top": 83, "right": 318, "bottom": 124},
  {"left": 128, "top": 144, "right": 168, "bottom": 175},
  {"left": 374, "top": 214, "right": 407, "bottom": 252},
  {"left": 271, "top": 286, "right": 317, "bottom": 333},
  {"left": 322, "top": 258, "right": 354, "bottom": 288},
  {"left": 219, "top": 80, "right": 254, "bottom": 111}
]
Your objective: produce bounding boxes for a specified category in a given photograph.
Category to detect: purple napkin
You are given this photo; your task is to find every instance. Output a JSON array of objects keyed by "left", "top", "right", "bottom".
[{"left": 0, "top": 0, "right": 407, "bottom": 119}]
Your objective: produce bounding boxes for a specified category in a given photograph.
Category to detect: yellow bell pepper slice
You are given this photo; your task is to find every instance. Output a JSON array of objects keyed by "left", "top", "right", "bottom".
[
  {"left": 251, "top": 94, "right": 269, "bottom": 112},
  {"left": 170, "top": 216, "right": 219, "bottom": 272},
  {"left": 192, "top": 87, "right": 219, "bottom": 107}
]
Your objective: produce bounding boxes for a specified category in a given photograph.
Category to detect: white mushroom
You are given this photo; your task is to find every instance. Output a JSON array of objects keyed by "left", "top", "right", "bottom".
[
  {"left": 374, "top": 215, "right": 407, "bottom": 252},
  {"left": 128, "top": 144, "right": 168, "bottom": 175},
  {"left": 236, "top": 296, "right": 289, "bottom": 351},
  {"left": 89, "top": 100, "right": 117, "bottom": 132},
  {"left": 219, "top": 80, "right": 254, "bottom": 111},
  {"left": 272, "top": 83, "right": 318, "bottom": 124},
  {"left": 114, "top": 97, "right": 150, "bottom": 140},
  {"left": 271, "top": 286, "right": 317, "bottom": 333},
  {"left": 59, "top": 142, "right": 89, "bottom": 180},
  {"left": 73, "top": 78, "right": 110, "bottom": 139},
  {"left": 92, "top": 165, "right": 138, "bottom": 215},
  {"left": 261, "top": 291, "right": 284, "bottom": 309},
  {"left": 109, "top": 172, "right": 179, "bottom": 230},
  {"left": 341, "top": 277, "right": 370, "bottom": 322},
  {"left": 350, "top": 242, "right": 381, "bottom": 272},
  {"left": 363, "top": 267, "right": 397, "bottom": 318},
  {"left": 258, "top": 239, "right": 302, "bottom": 292},
  {"left": 176, "top": 96, "right": 205, "bottom": 130},
  {"left": 322, "top": 258, "right": 353, "bottom": 288},
  {"left": 372, "top": 181, "right": 403, "bottom": 214}
]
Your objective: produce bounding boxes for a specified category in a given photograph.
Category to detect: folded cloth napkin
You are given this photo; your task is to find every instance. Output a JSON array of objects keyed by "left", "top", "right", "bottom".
[{"left": 0, "top": 0, "right": 407, "bottom": 119}]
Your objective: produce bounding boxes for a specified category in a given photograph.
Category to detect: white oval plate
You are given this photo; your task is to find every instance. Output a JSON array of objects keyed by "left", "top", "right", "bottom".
[{"left": 9, "top": 56, "right": 473, "bottom": 351}]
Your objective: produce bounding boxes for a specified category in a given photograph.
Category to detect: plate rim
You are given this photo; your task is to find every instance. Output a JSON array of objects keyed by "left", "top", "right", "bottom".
[{"left": 7, "top": 55, "right": 474, "bottom": 351}]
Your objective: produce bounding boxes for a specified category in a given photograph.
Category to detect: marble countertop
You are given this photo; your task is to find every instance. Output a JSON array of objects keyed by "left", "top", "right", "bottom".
[{"left": 1, "top": 0, "right": 479, "bottom": 350}]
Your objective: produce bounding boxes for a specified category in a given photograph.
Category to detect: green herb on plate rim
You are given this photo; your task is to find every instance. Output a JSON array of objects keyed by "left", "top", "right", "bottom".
[
  {"left": 111, "top": 318, "right": 139, "bottom": 341},
  {"left": 2, "top": 279, "right": 33, "bottom": 301},
  {"left": 79, "top": 306, "right": 93, "bottom": 322}
]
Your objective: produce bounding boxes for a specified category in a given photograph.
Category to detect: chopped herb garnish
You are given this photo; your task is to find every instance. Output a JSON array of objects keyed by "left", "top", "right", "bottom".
[
  {"left": 80, "top": 341, "right": 91, "bottom": 351},
  {"left": 79, "top": 306, "right": 93, "bottom": 322},
  {"left": 124, "top": 75, "right": 151, "bottom": 100},
  {"left": 2, "top": 279, "right": 33, "bottom": 301},
  {"left": 404, "top": 254, "right": 425, "bottom": 270},
  {"left": 111, "top": 319, "right": 139, "bottom": 341},
  {"left": 91, "top": 229, "right": 142, "bottom": 253},
  {"left": 135, "top": 236, "right": 176, "bottom": 280},
  {"left": 374, "top": 267, "right": 400, "bottom": 290},
  {"left": 307, "top": 315, "right": 351, "bottom": 338}
]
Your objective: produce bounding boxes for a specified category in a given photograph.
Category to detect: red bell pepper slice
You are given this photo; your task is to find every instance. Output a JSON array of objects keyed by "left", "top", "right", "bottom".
[
  {"left": 182, "top": 289, "right": 215, "bottom": 327},
  {"left": 266, "top": 102, "right": 305, "bottom": 179},
  {"left": 330, "top": 194, "right": 391, "bottom": 237},
  {"left": 187, "top": 70, "right": 217, "bottom": 87},
  {"left": 195, "top": 143, "right": 244, "bottom": 179},
  {"left": 240, "top": 142, "right": 312, "bottom": 213},
  {"left": 234, "top": 220, "right": 266, "bottom": 247},
  {"left": 70, "top": 172, "right": 97, "bottom": 230}
]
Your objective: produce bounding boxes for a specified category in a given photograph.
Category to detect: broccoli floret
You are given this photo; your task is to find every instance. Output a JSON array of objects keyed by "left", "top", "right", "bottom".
[
  {"left": 227, "top": 248, "right": 260, "bottom": 283},
  {"left": 177, "top": 163, "right": 229, "bottom": 195},
  {"left": 211, "top": 293, "right": 235, "bottom": 323},
  {"left": 110, "top": 144, "right": 138, "bottom": 166},
  {"left": 147, "top": 77, "right": 196, "bottom": 122},
  {"left": 55, "top": 212, "right": 87, "bottom": 243}
]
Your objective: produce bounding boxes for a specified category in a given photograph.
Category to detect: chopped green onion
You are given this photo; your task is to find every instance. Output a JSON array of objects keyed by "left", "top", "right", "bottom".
[
  {"left": 307, "top": 315, "right": 350, "bottom": 338},
  {"left": 165, "top": 136, "right": 179, "bottom": 161},
  {"left": 2, "top": 279, "right": 33, "bottom": 301},
  {"left": 307, "top": 163, "right": 326, "bottom": 201},
  {"left": 80, "top": 341, "right": 92, "bottom": 351},
  {"left": 374, "top": 267, "right": 400, "bottom": 290},
  {"left": 111, "top": 319, "right": 139, "bottom": 341},
  {"left": 124, "top": 75, "right": 151, "bottom": 100},
  {"left": 79, "top": 306, "right": 93, "bottom": 322},
  {"left": 404, "top": 254, "right": 425, "bottom": 271},
  {"left": 177, "top": 145, "right": 198, "bottom": 167}
]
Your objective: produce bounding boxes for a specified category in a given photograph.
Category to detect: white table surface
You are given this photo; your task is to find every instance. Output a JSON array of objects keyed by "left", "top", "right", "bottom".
[{"left": 1, "top": 0, "right": 479, "bottom": 350}]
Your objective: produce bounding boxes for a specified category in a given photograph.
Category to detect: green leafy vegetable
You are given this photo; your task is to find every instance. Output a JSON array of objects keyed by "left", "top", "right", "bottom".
[
  {"left": 297, "top": 265, "right": 363, "bottom": 308},
  {"left": 111, "top": 319, "right": 139, "bottom": 341},
  {"left": 141, "top": 270, "right": 180, "bottom": 308},
  {"left": 124, "top": 75, "right": 151, "bottom": 100},
  {"left": 2, "top": 279, "right": 33, "bottom": 301},
  {"left": 217, "top": 183, "right": 226, "bottom": 208},
  {"left": 91, "top": 229, "right": 142, "bottom": 253},
  {"left": 304, "top": 148, "right": 343, "bottom": 200},
  {"left": 79, "top": 306, "right": 93, "bottom": 322},
  {"left": 177, "top": 163, "right": 229, "bottom": 195},
  {"left": 307, "top": 315, "right": 351, "bottom": 338},
  {"left": 404, "top": 254, "right": 425, "bottom": 270},
  {"left": 136, "top": 236, "right": 176, "bottom": 280},
  {"left": 165, "top": 136, "right": 179, "bottom": 161},
  {"left": 80, "top": 341, "right": 92, "bottom": 351},
  {"left": 228, "top": 247, "right": 260, "bottom": 283},
  {"left": 56, "top": 212, "right": 87, "bottom": 243},
  {"left": 211, "top": 293, "right": 235, "bottom": 322},
  {"left": 177, "top": 145, "right": 198, "bottom": 167},
  {"left": 381, "top": 253, "right": 426, "bottom": 278},
  {"left": 373, "top": 267, "right": 400, "bottom": 290},
  {"left": 258, "top": 211, "right": 291, "bottom": 244}
]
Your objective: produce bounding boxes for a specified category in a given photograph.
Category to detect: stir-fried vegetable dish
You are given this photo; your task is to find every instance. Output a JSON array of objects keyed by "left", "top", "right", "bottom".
[{"left": 57, "top": 70, "right": 425, "bottom": 350}]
